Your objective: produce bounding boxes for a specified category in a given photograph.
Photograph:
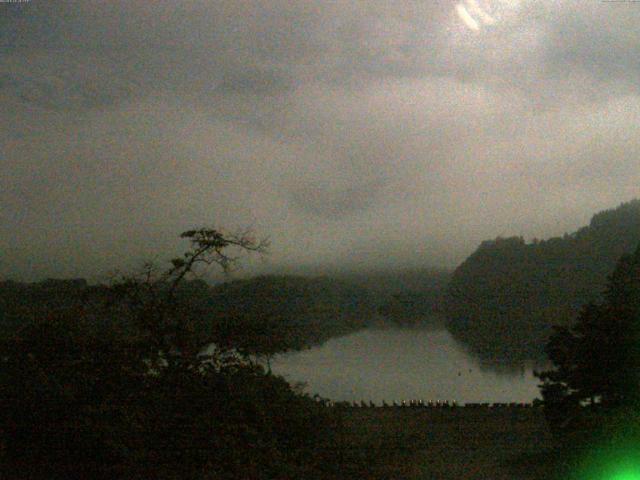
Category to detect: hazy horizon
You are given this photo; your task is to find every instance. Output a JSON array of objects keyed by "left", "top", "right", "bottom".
[{"left": 3, "top": 1, "right": 640, "bottom": 281}]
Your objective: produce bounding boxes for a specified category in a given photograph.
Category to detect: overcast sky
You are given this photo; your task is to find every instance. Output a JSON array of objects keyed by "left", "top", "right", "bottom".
[{"left": 2, "top": 0, "right": 640, "bottom": 280}]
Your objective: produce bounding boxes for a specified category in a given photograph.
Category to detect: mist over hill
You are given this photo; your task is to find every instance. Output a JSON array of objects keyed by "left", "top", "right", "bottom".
[{"left": 445, "top": 199, "right": 640, "bottom": 365}]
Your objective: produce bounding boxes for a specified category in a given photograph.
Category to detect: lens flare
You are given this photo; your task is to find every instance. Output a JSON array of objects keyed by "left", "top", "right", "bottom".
[
  {"left": 456, "top": 3, "right": 480, "bottom": 31},
  {"left": 606, "top": 459, "right": 640, "bottom": 480},
  {"left": 571, "top": 443, "right": 640, "bottom": 480},
  {"left": 467, "top": 0, "right": 497, "bottom": 25},
  {"left": 455, "top": 0, "right": 521, "bottom": 31},
  {"left": 611, "top": 470, "right": 640, "bottom": 480}
]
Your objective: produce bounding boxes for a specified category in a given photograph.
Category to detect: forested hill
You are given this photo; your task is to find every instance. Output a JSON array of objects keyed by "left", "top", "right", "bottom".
[
  {"left": 445, "top": 199, "right": 640, "bottom": 365},
  {"left": 0, "top": 269, "right": 450, "bottom": 355},
  {"left": 206, "top": 270, "right": 451, "bottom": 353},
  {"left": 332, "top": 269, "right": 451, "bottom": 325},
  {"left": 0, "top": 278, "right": 89, "bottom": 334},
  {"left": 0, "top": 274, "right": 384, "bottom": 355},
  {"left": 202, "top": 275, "right": 379, "bottom": 354}
]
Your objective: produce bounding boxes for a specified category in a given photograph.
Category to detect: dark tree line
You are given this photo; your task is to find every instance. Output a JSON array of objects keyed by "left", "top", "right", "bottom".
[
  {"left": 537, "top": 243, "right": 640, "bottom": 477},
  {"left": 203, "top": 274, "right": 377, "bottom": 363},
  {"left": 1, "top": 269, "right": 451, "bottom": 372},
  {"left": 0, "top": 229, "right": 341, "bottom": 480}
]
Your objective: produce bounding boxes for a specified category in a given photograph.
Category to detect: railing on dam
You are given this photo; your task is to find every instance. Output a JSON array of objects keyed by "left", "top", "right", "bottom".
[{"left": 312, "top": 397, "right": 540, "bottom": 409}]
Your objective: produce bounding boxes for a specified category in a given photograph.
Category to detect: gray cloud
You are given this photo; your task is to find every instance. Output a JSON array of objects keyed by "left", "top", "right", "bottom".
[
  {"left": 289, "top": 178, "right": 388, "bottom": 219},
  {"left": 2, "top": 0, "right": 640, "bottom": 279}
]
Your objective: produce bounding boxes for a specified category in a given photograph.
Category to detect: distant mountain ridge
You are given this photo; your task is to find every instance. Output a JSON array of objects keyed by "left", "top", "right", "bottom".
[{"left": 445, "top": 199, "right": 640, "bottom": 365}]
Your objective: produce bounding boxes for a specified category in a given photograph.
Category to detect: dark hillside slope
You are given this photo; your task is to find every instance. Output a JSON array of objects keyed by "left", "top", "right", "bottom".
[
  {"left": 335, "top": 269, "right": 451, "bottom": 325},
  {"left": 0, "top": 279, "right": 89, "bottom": 333},
  {"left": 204, "top": 275, "right": 378, "bottom": 352},
  {"left": 446, "top": 199, "right": 640, "bottom": 365},
  {"left": 0, "top": 275, "right": 376, "bottom": 355}
]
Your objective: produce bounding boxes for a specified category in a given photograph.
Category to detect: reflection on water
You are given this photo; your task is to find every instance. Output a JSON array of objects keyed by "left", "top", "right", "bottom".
[{"left": 271, "top": 327, "right": 542, "bottom": 404}]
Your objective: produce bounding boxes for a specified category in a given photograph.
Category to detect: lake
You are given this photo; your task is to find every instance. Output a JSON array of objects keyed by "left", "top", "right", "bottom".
[{"left": 271, "top": 327, "right": 542, "bottom": 405}]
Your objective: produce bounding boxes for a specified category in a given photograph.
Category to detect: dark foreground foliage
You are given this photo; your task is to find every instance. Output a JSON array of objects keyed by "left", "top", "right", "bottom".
[
  {"left": 537, "top": 242, "right": 640, "bottom": 478},
  {"left": 0, "top": 229, "right": 341, "bottom": 480},
  {"left": 0, "top": 309, "right": 340, "bottom": 480}
]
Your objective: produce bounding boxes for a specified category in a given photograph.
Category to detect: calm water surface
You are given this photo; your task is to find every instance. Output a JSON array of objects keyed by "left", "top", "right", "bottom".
[{"left": 271, "top": 327, "right": 541, "bottom": 404}]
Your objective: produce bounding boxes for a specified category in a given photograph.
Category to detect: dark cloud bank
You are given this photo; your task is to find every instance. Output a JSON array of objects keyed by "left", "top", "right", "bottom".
[{"left": 2, "top": 1, "right": 640, "bottom": 280}]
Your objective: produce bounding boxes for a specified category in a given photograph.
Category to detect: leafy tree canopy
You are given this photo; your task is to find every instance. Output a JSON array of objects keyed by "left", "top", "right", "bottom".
[
  {"left": 536, "top": 242, "right": 640, "bottom": 446},
  {"left": 0, "top": 228, "right": 339, "bottom": 480}
]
